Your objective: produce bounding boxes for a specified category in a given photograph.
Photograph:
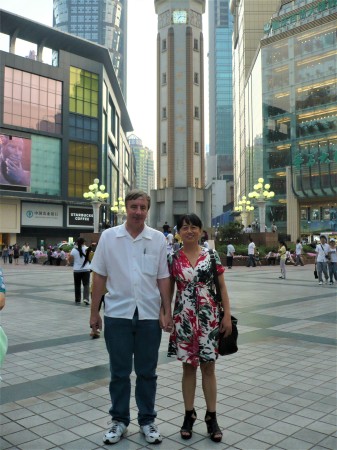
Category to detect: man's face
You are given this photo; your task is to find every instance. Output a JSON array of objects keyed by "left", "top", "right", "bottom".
[
  {"left": 125, "top": 197, "right": 149, "bottom": 228},
  {"left": 2, "top": 141, "right": 23, "bottom": 161}
]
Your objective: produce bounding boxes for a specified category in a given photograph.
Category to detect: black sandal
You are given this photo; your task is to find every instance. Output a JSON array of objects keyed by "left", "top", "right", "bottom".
[
  {"left": 180, "top": 408, "right": 197, "bottom": 440},
  {"left": 205, "top": 411, "right": 222, "bottom": 442}
]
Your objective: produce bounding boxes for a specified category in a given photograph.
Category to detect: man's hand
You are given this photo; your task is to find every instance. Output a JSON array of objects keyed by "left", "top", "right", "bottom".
[
  {"left": 90, "top": 311, "right": 102, "bottom": 335},
  {"left": 159, "top": 308, "right": 173, "bottom": 333}
]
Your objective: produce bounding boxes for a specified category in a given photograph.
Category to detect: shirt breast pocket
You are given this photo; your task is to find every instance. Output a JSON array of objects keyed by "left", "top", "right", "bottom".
[{"left": 142, "top": 254, "right": 157, "bottom": 276}]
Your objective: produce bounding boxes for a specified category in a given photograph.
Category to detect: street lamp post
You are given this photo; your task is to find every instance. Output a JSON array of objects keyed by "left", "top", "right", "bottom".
[
  {"left": 111, "top": 197, "right": 126, "bottom": 226},
  {"left": 83, "top": 178, "right": 109, "bottom": 233},
  {"left": 234, "top": 196, "right": 254, "bottom": 229},
  {"left": 248, "top": 178, "right": 275, "bottom": 232}
]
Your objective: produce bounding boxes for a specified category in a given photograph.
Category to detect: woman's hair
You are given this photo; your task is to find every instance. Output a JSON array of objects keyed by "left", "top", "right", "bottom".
[
  {"left": 279, "top": 240, "right": 287, "bottom": 250},
  {"left": 81, "top": 244, "right": 93, "bottom": 268},
  {"left": 76, "top": 237, "right": 86, "bottom": 258},
  {"left": 177, "top": 213, "right": 202, "bottom": 232}
]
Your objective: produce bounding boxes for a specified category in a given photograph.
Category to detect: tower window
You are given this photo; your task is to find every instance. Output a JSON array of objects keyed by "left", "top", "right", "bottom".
[
  {"left": 194, "top": 72, "right": 199, "bottom": 84},
  {"left": 162, "top": 142, "right": 167, "bottom": 154},
  {"left": 194, "top": 107, "right": 199, "bottom": 118},
  {"left": 194, "top": 142, "right": 200, "bottom": 154},
  {"left": 162, "top": 107, "right": 167, "bottom": 119},
  {"left": 162, "top": 72, "right": 167, "bottom": 84},
  {"left": 194, "top": 38, "right": 199, "bottom": 50},
  {"left": 162, "top": 39, "right": 167, "bottom": 51},
  {"left": 195, "top": 177, "right": 199, "bottom": 187}
]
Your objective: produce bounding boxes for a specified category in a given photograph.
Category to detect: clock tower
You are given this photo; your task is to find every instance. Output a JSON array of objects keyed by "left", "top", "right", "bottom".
[{"left": 151, "top": 0, "right": 210, "bottom": 229}]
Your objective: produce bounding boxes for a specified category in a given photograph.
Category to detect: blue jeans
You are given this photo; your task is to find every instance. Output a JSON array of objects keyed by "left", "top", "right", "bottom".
[
  {"left": 317, "top": 262, "right": 328, "bottom": 282},
  {"left": 328, "top": 262, "right": 337, "bottom": 282},
  {"left": 104, "top": 312, "right": 162, "bottom": 427},
  {"left": 247, "top": 254, "right": 256, "bottom": 267},
  {"left": 23, "top": 252, "right": 29, "bottom": 264}
]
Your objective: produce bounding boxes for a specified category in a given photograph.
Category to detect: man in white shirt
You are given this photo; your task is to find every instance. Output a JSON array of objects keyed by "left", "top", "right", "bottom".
[
  {"left": 247, "top": 237, "right": 256, "bottom": 267},
  {"left": 295, "top": 239, "right": 304, "bottom": 266},
  {"left": 315, "top": 235, "right": 329, "bottom": 285},
  {"left": 226, "top": 241, "right": 235, "bottom": 269},
  {"left": 90, "top": 190, "right": 172, "bottom": 446}
]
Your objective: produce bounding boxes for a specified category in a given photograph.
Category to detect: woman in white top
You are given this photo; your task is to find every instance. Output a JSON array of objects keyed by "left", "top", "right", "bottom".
[
  {"left": 328, "top": 238, "right": 337, "bottom": 285},
  {"left": 69, "top": 237, "right": 91, "bottom": 304},
  {"left": 315, "top": 235, "right": 329, "bottom": 285}
]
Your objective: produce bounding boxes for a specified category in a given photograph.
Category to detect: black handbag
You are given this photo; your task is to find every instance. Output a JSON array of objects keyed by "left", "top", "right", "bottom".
[
  {"left": 314, "top": 264, "right": 318, "bottom": 279},
  {"left": 209, "top": 249, "right": 238, "bottom": 356}
]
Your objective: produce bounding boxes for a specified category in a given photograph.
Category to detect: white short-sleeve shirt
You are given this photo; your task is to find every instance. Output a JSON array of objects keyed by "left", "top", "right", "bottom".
[
  {"left": 315, "top": 243, "right": 330, "bottom": 263},
  {"left": 90, "top": 224, "right": 170, "bottom": 320}
]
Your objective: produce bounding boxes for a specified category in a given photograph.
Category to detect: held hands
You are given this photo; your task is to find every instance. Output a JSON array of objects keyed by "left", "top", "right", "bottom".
[
  {"left": 159, "top": 307, "right": 173, "bottom": 333},
  {"left": 220, "top": 314, "right": 232, "bottom": 337}
]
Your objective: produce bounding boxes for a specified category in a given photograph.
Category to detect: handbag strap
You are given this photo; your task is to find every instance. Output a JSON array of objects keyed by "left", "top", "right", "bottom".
[{"left": 209, "top": 249, "right": 221, "bottom": 305}]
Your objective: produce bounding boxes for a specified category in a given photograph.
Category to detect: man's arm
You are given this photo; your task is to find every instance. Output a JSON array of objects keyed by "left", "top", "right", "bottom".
[
  {"left": 157, "top": 277, "right": 173, "bottom": 332},
  {"left": 90, "top": 272, "right": 107, "bottom": 333}
]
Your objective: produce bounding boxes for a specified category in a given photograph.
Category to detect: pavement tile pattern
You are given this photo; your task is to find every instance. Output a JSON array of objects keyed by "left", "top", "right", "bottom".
[{"left": 0, "top": 261, "right": 336, "bottom": 449}]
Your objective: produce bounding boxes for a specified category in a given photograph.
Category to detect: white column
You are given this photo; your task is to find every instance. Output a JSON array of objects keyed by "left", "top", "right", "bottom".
[
  {"left": 91, "top": 201, "right": 101, "bottom": 233},
  {"left": 256, "top": 199, "right": 266, "bottom": 233}
]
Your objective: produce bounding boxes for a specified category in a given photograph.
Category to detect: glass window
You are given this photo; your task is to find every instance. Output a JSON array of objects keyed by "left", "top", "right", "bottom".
[
  {"left": 69, "top": 66, "right": 99, "bottom": 118},
  {"left": 3, "top": 67, "right": 62, "bottom": 134},
  {"left": 68, "top": 141, "right": 98, "bottom": 197},
  {"left": 30, "top": 136, "right": 61, "bottom": 195}
]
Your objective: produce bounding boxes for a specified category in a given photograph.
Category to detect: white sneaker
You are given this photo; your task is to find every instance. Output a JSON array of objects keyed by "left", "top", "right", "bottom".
[
  {"left": 103, "top": 421, "right": 127, "bottom": 444},
  {"left": 319, "top": 281, "right": 323, "bottom": 285},
  {"left": 83, "top": 298, "right": 90, "bottom": 305},
  {"left": 140, "top": 422, "right": 162, "bottom": 444}
]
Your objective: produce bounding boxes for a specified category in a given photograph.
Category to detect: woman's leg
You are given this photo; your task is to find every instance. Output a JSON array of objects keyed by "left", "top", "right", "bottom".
[
  {"left": 182, "top": 363, "right": 197, "bottom": 410},
  {"left": 200, "top": 361, "right": 217, "bottom": 411},
  {"left": 73, "top": 272, "right": 82, "bottom": 302}
]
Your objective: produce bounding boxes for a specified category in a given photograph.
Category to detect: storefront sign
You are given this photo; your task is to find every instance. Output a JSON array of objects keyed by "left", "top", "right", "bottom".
[
  {"left": 67, "top": 206, "right": 93, "bottom": 228},
  {"left": 22, "top": 202, "right": 63, "bottom": 227},
  {"left": 264, "top": 0, "right": 336, "bottom": 33}
]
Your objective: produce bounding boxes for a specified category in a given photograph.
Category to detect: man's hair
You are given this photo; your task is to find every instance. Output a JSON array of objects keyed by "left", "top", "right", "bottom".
[{"left": 125, "top": 189, "right": 151, "bottom": 210}]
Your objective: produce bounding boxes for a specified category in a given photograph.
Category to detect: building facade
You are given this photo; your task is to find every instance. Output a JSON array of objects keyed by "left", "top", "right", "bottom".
[
  {"left": 53, "top": 0, "right": 128, "bottom": 98},
  {"left": 230, "top": 0, "right": 280, "bottom": 202},
  {"left": 0, "top": 10, "right": 133, "bottom": 248},
  {"left": 151, "top": 0, "right": 211, "bottom": 229},
  {"left": 242, "top": 0, "right": 337, "bottom": 237},
  {"left": 128, "top": 134, "right": 155, "bottom": 194},
  {"left": 207, "top": 0, "right": 234, "bottom": 184}
]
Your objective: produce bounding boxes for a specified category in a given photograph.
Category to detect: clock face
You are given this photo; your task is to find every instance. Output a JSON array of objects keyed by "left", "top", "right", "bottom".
[{"left": 172, "top": 10, "right": 187, "bottom": 24}]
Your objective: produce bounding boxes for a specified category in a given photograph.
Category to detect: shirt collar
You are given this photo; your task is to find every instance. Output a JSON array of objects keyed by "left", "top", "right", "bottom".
[{"left": 116, "top": 223, "right": 153, "bottom": 241}]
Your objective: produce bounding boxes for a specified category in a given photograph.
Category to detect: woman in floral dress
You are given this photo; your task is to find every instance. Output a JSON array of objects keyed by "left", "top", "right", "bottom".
[{"left": 168, "top": 213, "right": 232, "bottom": 443}]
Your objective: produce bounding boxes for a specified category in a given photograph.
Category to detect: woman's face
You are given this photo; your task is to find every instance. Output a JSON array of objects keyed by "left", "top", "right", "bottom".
[{"left": 179, "top": 220, "right": 202, "bottom": 243}]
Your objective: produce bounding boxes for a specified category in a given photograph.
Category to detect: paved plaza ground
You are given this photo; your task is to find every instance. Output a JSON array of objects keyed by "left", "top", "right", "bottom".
[{"left": 0, "top": 260, "right": 336, "bottom": 450}]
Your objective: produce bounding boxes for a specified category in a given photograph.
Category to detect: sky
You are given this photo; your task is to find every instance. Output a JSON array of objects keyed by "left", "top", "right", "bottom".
[{"left": 1, "top": 0, "right": 209, "bottom": 152}]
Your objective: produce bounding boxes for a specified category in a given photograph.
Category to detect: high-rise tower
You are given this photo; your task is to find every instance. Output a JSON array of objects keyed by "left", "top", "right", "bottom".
[
  {"left": 151, "top": 0, "right": 210, "bottom": 228},
  {"left": 53, "top": 0, "right": 127, "bottom": 98}
]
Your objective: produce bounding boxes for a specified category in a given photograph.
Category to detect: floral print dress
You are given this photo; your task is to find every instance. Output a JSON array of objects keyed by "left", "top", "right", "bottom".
[{"left": 168, "top": 248, "right": 224, "bottom": 367}]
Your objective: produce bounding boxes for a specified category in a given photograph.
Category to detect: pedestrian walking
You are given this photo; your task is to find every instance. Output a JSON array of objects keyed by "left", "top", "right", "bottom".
[
  {"left": 226, "top": 241, "right": 235, "bottom": 269},
  {"left": 167, "top": 213, "right": 232, "bottom": 443},
  {"left": 328, "top": 238, "right": 337, "bottom": 285},
  {"left": 8, "top": 246, "right": 13, "bottom": 264},
  {"left": 68, "top": 238, "right": 91, "bottom": 305},
  {"left": 2, "top": 245, "right": 8, "bottom": 264},
  {"left": 278, "top": 240, "right": 287, "bottom": 279},
  {"left": 21, "top": 243, "right": 30, "bottom": 264},
  {"left": 13, "top": 244, "right": 19, "bottom": 265},
  {"left": 315, "top": 235, "right": 330, "bottom": 285},
  {"left": 90, "top": 189, "right": 172, "bottom": 446},
  {"left": 295, "top": 239, "right": 304, "bottom": 266},
  {"left": 247, "top": 237, "right": 256, "bottom": 267}
]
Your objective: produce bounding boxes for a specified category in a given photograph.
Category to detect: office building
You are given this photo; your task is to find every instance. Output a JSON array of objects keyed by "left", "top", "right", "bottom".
[
  {"left": 152, "top": 0, "right": 211, "bottom": 228},
  {"left": 239, "top": 0, "right": 337, "bottom": 237},
  {"left": 207, "top": 0, "right": 234, "bottom": 184},
  {"left": 0, "top": 10, "right": 133, "bottom": 247},
  {"left": 128, "top": 134, "right": 155, "bottom": 193},
  {"left": 53, "top": 0, "right": 128, "bottom": 98}
]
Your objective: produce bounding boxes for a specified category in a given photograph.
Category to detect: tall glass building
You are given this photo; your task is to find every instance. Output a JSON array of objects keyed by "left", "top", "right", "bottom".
[
  {"left": 128, "top": 134, "right": 155, "bottom": 194},
  {"left": 208, "top": 0, "right": 233, "bottom": 183},
  {"left": 244, "top": 0, "right": 337, "bottom": 237},
  {"left": 53, "top": 0, "right": 128, "bottom": 98}
]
